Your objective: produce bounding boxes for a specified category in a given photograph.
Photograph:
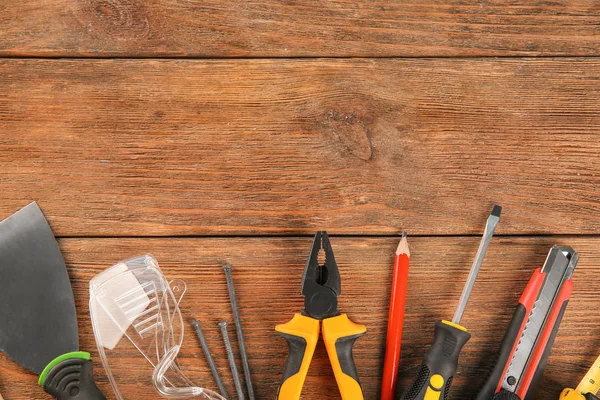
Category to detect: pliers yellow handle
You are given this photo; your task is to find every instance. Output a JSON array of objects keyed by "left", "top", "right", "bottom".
[
  {"left": 276, "top": 313, "right": 366, "bottom": 400},
  {"left": 276, "top": 314, "right": 319, "bottom": 399},
  {"left": 322, "top": 314, "right": 366, "bottom": 400}
]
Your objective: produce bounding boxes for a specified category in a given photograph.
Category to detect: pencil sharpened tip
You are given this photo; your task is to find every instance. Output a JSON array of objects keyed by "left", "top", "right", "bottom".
[
  {"left": 491, "top": 204, "right": 502, "bottom": 218},
  {"left": 396, "top": 234, "right": 410, "bottom": 256},
  {"left": 402, "top": 231, "right": 407, "bottom": 239}
]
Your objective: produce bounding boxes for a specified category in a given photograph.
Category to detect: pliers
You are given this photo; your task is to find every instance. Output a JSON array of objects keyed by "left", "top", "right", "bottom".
[{"left": 276, "top": 231, "right": 367, "bottom": 400}]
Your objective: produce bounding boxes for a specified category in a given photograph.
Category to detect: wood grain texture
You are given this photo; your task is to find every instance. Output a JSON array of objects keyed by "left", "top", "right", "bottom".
[
  {"left": 1, "top": 58, "right": 600, "bottom": 236},
  {"left": 0, "top": 236, "right": 597, "bottom": 399},
  {"left": 1, "top": 1, "right": 600, "bottom": 57}
]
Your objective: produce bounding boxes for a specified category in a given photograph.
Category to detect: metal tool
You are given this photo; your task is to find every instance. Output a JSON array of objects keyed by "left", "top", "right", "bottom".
[
  {"left": 476, "top": 245, "right": 579, "bottom": 400},
  {"left": 0, "top": 202, "right": 106, "bottom": 400},
  {"left": 453, "top": 205, "right": 502, "bottom": 324},
  {"left": 223, "top": 264, "right": 254, "bottom": 400},
  {"left": 219, "top": 321, "right": 245, "bottom": 400},
  {"left": 192, "top": 320, "right": 230, "bottom": 399},
  {"left": 276, "top": 231, "right": 366, "bottom": 400},
  {"left": 399, "top": 205, "right": 501, "bottom": 400}
]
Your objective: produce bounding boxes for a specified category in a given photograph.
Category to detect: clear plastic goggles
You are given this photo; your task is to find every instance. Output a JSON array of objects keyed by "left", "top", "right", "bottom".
[{"left": 89, "top": 255, "right": 225, "bottom": 400}]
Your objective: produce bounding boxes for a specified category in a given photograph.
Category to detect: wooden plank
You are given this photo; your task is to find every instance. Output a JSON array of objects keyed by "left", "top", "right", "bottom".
[
  {"left": 0, "top": 236, "right": 597, "bottom": 399},
  {"left": 1, "top": 58, "right": 600, "bottom": 236},
  {"left": 1, "top": 1, "right": 600, "bottom": 57}
]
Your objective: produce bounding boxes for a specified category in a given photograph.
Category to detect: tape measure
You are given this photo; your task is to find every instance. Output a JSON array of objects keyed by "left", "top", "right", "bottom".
[{"left": 577, "top": 355, "right": 600, "bottom": 396}]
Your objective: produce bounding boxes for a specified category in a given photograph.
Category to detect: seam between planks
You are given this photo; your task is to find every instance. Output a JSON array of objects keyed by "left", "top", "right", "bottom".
[
  {"left": 0, "top": 55, "right": 599, "bottom": 61},
  {"left": 54, "top": 234, "right": 600, "bottom": 239}
]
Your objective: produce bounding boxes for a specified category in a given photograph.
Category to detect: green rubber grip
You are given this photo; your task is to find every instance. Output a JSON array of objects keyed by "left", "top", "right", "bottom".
[{"left": 399, "top": 321, "right": 471, "bottom": 400}]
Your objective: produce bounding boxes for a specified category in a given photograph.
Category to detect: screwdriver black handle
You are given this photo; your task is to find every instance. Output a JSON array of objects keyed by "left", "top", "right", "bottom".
[{"left": 398, "top": 320, "right": 471, "bottom": 400}]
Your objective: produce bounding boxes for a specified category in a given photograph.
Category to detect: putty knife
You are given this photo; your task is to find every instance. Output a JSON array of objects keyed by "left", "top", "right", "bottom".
[{"left": 0, "top": 202, "right": 106, "bottom": 399}]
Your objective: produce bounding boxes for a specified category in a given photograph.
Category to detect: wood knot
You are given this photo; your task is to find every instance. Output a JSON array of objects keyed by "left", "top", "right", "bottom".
[
  {"left": 76, "top": 0, "right": 150, "bottom": 40},
  {"left": 325, "top": 110, "right": 373, "bottom": 161}
]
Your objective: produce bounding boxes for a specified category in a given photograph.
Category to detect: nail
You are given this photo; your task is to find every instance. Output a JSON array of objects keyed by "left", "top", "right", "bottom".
[
  {"left": 223, "top": 264, "right": 255, "bottom": 400},
  {"left": 219, "top": 321, "right": 245, "bottom": 400},
  {"left": 191, "top": 320, "right": 229, "bottom": 399}
]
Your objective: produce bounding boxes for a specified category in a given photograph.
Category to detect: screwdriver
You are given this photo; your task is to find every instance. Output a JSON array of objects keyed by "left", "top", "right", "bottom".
[
  {"left": 398, "top": 205, "right": 501, "bottom": 400},
  {"left": 561, "top": 355, "right": 600, "bottom": 400}
]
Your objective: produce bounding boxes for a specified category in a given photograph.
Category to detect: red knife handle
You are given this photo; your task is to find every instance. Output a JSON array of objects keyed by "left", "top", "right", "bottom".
[
  {"left": 475, "top": 269, "right": 546, "bottom": 400},
  {"left": 487, "top": 287, "right": 570, "bottom": 400},
  {"left": 516, "top": 278, "right": 572, "bottom": 399}
]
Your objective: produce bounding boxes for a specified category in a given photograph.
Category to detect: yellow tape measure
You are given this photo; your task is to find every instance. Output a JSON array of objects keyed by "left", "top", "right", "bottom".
[{"left": 577, "top": 354, "right": 600, "bottom": 396}]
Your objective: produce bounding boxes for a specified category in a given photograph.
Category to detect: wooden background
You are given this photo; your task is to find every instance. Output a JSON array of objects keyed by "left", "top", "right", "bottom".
[{"left": 1, "top": 1, "right": 600, "bottom": 399}]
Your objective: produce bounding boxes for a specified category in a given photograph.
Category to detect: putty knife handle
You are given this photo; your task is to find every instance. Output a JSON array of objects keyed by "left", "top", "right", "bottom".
[{"left": 43, "top": 357, "right": 106, "bottom": 400}]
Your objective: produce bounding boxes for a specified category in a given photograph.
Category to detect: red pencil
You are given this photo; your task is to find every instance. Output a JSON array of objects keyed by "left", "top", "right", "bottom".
[{"left": 381, "top": 232, "right": 410, "bottom": 400}]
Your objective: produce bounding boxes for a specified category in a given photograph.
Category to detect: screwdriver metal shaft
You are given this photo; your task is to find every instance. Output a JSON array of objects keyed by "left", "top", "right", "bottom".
[{"left": 452, "top": 204, "right": 502, "bottom": 324}]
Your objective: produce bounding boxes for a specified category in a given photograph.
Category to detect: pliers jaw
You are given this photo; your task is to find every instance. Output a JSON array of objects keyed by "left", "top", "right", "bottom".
[{"left": 301, "top": 231, "right": 341, "bottom": 320}]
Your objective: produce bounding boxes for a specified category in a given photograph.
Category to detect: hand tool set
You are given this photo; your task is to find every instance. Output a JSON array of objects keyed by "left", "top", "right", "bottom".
[{"left": 0, "top": 202, "right": 594, "bottom": 400}]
